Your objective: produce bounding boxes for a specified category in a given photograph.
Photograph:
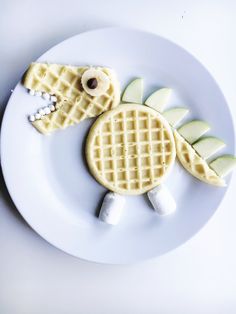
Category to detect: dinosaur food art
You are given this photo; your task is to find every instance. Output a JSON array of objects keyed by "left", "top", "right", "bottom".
[{"left": 23, "top": 63, "right": 236, "bottom": 225}]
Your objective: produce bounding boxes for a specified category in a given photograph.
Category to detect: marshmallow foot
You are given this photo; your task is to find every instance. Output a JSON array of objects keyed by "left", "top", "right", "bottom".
[
  {"left": 99, "top": 192, "right": 125, "bottom": 225},
  {"left": 147, "top": 185, "right": 176, "bottom": 216}
]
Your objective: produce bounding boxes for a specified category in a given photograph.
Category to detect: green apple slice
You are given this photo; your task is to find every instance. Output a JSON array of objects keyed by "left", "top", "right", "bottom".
[
  {"left": 210, "top": 155, "right": 236, "bottom": 177},
  {"left": 144, "top": 88, "right": 172, "bottom": 112},
  {"left": 163, "top": 107, "right": 189, "bottom": 127},
  {"left": 193, "top": 137, "right": 225, "bottom": 159},
  {"left": 177, "top": 120, "right": 210, "bottom": 144},
  {"left": 122, "top": 78, "right": 143, "bottom": 104}
]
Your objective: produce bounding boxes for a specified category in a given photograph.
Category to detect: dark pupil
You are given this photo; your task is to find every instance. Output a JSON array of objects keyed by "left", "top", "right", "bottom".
[{"left": 87, "top": 78, "right": 98, "bottom": 89}]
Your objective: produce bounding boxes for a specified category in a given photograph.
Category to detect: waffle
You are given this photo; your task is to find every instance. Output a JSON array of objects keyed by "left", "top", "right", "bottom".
[
  {"left": 174, "top": 130, "right": 225, "bottom": 186},
  {"left": 23, "top": 63, "right": 120, "bottom": 134},
  {"left": 86, "top": 104, "right": 176, "bottom": 195}
]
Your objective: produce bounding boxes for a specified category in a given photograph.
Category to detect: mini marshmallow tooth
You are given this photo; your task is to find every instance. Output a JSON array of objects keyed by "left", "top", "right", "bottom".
[
  {"left": 35, "top": 91, "right": 42, "bottom": 97},
  {"left": 50, "top": 95, "right": 57, "bottom": 102},
  {"left": 44, "top": 107, "right": 51, "bottom": 115},
  {"left": 35, "top": 113, "right": 41, "bottom": 120},
  {"left": 49, "top": 104, "right": 55, "bottom": 111},
  {"left": 29, "top": 89, "right": 35, "bottom": 96},
  {"left": 38, "top": 108, "right": 45, "bottom": 116},
  {"left": 29, "top": 115, "right": 35, "bottom": 122},
  {"left": 99, "top": 192, "right": 125, "bottom": 225},
  {"left": 147, "top": 185, "right": 176, "bottom": 216},
  {"left": 42, "top": 92, "right": 50, "bottom": 100}
]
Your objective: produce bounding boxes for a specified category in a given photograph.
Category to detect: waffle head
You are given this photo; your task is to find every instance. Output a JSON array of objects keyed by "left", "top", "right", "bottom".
[{"left": 23, "top": 63, "right": 120, "bottom": 134}]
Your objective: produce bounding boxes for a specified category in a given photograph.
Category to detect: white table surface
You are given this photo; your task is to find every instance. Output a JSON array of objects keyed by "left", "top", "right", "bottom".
[{"left": 0, "top": 0, "right": 236, "bottom": 313}]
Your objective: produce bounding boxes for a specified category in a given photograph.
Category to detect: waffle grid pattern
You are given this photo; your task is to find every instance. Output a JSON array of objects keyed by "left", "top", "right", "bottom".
[
  {"left": 23, "top": 63, "right": 120, "bottom": 134},
  {"left": 174, "top": 130, "right": 225, "bottom": 186},
  {"left": 87, "top": 105, "right": 175, "bottom": 194}
]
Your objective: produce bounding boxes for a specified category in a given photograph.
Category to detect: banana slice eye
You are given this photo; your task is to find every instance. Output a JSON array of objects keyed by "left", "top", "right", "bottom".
[{"left": 81, "top": 68, "right": 110, "bottom": 97}]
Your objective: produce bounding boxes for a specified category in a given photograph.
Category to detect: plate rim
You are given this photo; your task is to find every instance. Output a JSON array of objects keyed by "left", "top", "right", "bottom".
[{"left": 1, "top": 26, "right": 235, "bottom": 264}]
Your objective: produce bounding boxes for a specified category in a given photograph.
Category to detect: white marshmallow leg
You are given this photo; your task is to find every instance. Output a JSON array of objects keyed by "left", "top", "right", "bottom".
[
  {"left": 99, "top": 192, "right": 125, "bottom": 225},
  {"left": 147, "top": 185, "right": 176, "bottom": 215}
]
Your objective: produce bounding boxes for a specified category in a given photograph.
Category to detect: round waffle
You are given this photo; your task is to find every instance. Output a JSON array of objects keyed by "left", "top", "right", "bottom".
[{"left": 86, "top": 104, "right": 176, "bottom": 195}]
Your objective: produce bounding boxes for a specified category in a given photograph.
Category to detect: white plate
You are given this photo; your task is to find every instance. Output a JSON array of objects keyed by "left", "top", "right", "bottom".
[{"left": 1, "top": 28, "right": 235, "bottom": 264}]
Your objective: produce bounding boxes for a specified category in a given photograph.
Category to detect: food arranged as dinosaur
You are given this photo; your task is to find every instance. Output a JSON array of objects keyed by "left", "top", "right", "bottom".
[{"left": 23, "top": 67, "right": 236, "bottom": 224}]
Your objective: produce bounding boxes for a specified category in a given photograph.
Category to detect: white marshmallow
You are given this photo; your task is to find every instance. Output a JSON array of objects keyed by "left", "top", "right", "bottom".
[
  {"left": 50, "top": 95, "right": 57, "bottom": 102},
  {"left": 38, "top": 108, "right": 45, "bottom": 116},
  {"left": 42, "top": 92, "right": 50, "bottom": 100},
  {"left": 35, "top": 91, "right": 42, "bottom": 97},
  {"left": 35, "top": 113, "right": 41, "bottom": 120},
  {"left": 49, "top": 104, "right": 55, "bottom": 111},
  {"left": 99, "top": 192, "right": 125, "bottom": 225},
  {"left": 29, "top": 115, "right": 35, "bottom": 122},
  {"left": 147, "top": 185, "right": 176, "bottom": 216},
  {"left": 29, "top": 89, "right": 35, "bottom": 96},
  {"left": 43, "top": 107, "right": 51, "bottom": 115}
]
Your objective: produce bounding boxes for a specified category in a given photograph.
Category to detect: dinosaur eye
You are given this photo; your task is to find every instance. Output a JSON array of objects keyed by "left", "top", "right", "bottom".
[
  {"left": 81, "top": 68, "right": 110, "bottom": 97},
  {"left": 87, "top": 78, "right": 98, "bottom": 89}
]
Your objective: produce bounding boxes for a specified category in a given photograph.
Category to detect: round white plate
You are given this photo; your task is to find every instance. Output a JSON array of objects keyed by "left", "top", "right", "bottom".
[{"left": 1, "top": 28, "right": 235, "bottom": 264}]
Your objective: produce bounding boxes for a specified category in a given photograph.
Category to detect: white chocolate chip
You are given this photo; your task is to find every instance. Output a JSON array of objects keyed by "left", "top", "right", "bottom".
[
  {"left": 42, "top": 92, "right": 50, "bottom": 100},
  {"left": 35, "top": 91, "right": 42, "bottom": 97},
  {"left": 35, "top": 113, "right": 41, "bottom": 120},
  {"left": 29, "top": 115, "right": 35, "bottom": 122},
  {"left": 50, "top": 95, "right": 57, "bottom": 102},
  {"left": 38, "top": 108, "right": 45, "bottom": 116},
  {"left": 49, "top": 104, "right": 55, "bottom": 111},
  {"left": 29, "top": 89, "right": 35, "bottom": 96},
  {"left": 44, "top": 107, "right": 51, "bottom": 115}
]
